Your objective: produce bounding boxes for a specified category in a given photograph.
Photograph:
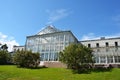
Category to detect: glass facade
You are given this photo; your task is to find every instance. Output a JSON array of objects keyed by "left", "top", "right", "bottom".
[{"left": 25, "top": 26, "right": 78, "bottom": 61}]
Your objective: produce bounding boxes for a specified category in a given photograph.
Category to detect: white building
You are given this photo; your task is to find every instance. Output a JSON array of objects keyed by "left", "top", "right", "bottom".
[
  {"left": 81, "top": 37, "right": 120, "bottom": 67},
  {"left": 13, "top": 46, "right": 25, "bottom": 52}
]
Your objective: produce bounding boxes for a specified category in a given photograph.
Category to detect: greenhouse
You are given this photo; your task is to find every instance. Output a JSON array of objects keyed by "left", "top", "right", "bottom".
[{"left": 25, "top": 25, "right": 78, "bottom": 61}]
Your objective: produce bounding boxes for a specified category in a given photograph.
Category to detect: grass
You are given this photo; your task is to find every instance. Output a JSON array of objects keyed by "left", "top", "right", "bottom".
[{"left": 0, "top": 65, "right": 120, "bottom": 80}]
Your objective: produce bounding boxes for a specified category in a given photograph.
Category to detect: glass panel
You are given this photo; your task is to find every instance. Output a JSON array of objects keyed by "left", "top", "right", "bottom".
[
  {"left": 40, "top": 53, "right": 44, "bottom": 61},
  {"left": 107, "top": 56, "right": 113, "bottom": 63},
  {"left": 115, "top": 56, "right": 120, "bottom": 63},
  {"left": 118, "top": 56, "right": 120, "bottom": 62},
  {"left": 100, "top": 56, "right": 106, "bottom": 63},
  {"left": 94, "top": 56, "right": 99, "bottom": 63},
  {"left": 44, "top": 53, "right": 48, "bottom": 61},
  {"left": 54, "top": 53, "right": 59, "bottom": 61}
]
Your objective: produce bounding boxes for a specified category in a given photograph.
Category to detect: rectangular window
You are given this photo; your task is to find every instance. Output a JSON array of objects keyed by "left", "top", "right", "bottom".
[
  {"left": 44, "top": 53, "right": 48, "bottom": 61},
  {"left": 106, "top": 48, "right": 109, "bottom": 52},
  {"left": 107, "top": 56, "right": 113, "bottom": 63},
  {"left": 118, "top": 56, "right": 120, "bottom": 62},
  {"left": 97, "top": 49, "right": 100, "bottom": 52},
  {"left": 100, "top": 56, "right": 106, "bottom": 63},
  {"left": 94, "top": 56, "right": 99, "bottom": 63},
  {"left": 115, "top": 56, "right": 120, "bottom": 63}
]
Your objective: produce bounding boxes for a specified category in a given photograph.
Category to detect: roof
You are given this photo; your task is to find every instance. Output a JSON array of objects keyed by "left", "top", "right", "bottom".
[
  {"left": 80, "top": 37, "right": 120, "bottom": 42},
  {"left": 26, "top": 25, "right": 78, "bottom": 42},
  {"left": 13, "top": 45, "right": 25, "bottom": 47},
  {"left": 37, "top": 25, "right": 61, "bottom": 35}
]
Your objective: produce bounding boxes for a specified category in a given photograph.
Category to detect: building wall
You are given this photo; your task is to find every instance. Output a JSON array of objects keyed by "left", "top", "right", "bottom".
[
  {"left": 81, "top": 37, "right": 120, "bottom": 66},
  {"left": 81, "top": 38, "right": 120, "bottom": 48},
  {"left": 13, "top": 46, "right": 25, "bottom": 52}
]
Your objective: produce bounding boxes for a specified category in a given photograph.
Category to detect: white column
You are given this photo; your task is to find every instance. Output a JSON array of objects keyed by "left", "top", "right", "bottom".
[
  {"left": 99, "top": 56, "right": 101, "bottom": 64},
  {"left": 113, "top": 56, "right": 115, "bottom": 63},
  {"left": 106, "top": 56, "right": 108, "bottom": 64}
]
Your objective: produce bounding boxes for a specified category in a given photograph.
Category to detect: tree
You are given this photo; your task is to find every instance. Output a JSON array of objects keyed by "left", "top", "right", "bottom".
[
  {"left": 59, "top": 43, "right": 94, "bottom": 73},
  {"left": 0, "top": 50, "right": 11, "bottom": 64},
  {"left": 0, "top": 44, "right": 11, "bottom": 65},
  {"left": 1, "top": 44, "right": 8, "bottom": 51},
  {"left": 13, "top": 50, "right": 40, "bottom": 68}
]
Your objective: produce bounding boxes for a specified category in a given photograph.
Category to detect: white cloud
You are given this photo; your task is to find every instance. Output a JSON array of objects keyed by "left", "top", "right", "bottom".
[
  {"left": 0, "top": 32, "right": 7, "bottom": 39},
  {"left": 0, "top": 32, "right": 19, "bottom": 52},
  {"left": 81, "top": 33, "right": 120, "bottom": 41},
  {"left": 81, "top": 33, "right": 99, "bottom": 40},
  {"left": 46, "top": 9, "right": 70, "bottom": 24}
]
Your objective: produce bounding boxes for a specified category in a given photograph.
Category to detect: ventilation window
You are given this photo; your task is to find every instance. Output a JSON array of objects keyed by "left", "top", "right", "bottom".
[
  {"left": 88, "top": 44, "right": 91, "bottom": 48},
  {"left": 96, "top": 43, "right": 99, "bottom": 48},
  {"left": 105, "top": 42, "right": 109, "bottom": 47},
  {"left": 115, "top": 42, "right": 118, "bottom": 51},
  {"left": 115, "top": 42, "right": 118, "bottom": 47}
]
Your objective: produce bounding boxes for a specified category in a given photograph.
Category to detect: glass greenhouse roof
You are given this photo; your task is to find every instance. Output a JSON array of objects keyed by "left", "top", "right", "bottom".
[{"left": 37, "top": 25, "right": 61, "bottom": 35}]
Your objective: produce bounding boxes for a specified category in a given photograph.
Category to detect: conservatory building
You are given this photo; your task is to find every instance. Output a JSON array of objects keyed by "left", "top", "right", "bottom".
[{"left": 25, "top": 25, "right": 78, "bottom": 63}]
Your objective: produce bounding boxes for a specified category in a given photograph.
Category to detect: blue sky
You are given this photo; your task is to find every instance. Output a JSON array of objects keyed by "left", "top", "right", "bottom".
[{"left": 0, "top": 0, "right": 120, "bottom": 51}]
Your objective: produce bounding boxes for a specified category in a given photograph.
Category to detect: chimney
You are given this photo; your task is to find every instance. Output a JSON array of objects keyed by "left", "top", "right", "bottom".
[{"left": 100, "top": 37, "right": 105, "bottom": 40}]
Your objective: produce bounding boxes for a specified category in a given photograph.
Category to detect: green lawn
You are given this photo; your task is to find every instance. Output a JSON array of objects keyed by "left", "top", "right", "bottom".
[{"left": 0, "top": 65, "right": 120, "bottom": 80}]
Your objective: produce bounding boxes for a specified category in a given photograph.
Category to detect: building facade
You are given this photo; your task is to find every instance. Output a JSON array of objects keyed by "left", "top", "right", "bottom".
[
  {"left": 25, "top": 26, "right": 78, "bottom": 62},
  {"left": 13, "top": 46, "right": 25, "bottom": 52},
  {"left": 81, "top": 37, "right": 120, "bottom": 67},
  {"left": 25, "top": 25, "right": 120, "bottom": 67}
]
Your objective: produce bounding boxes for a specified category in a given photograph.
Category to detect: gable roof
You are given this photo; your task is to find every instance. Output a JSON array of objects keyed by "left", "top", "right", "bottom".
[{"left": 37, "top": 25, "right": 61, "bottom": 35}]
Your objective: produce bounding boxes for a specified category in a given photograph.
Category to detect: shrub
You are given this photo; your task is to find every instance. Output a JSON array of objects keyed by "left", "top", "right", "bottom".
[
  {"left": 59, "top": 43, "right": 94, "bottom": 73},
  {"left": 13, "top": 50, "right": 40, "bottom": 68}
]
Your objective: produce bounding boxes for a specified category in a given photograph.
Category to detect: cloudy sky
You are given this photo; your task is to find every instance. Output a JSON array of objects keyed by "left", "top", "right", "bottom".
[{"left": 0, "top": 0, "right": 120, "bottom": 51}]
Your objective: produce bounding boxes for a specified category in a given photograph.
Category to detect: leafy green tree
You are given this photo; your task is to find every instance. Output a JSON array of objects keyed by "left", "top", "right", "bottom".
[
  {"left": 13, "top": 50, "right": 40, "bottom": 68},
  {"left": 0, "top": 44, "right": 11, "bottom": 65},
  {"left": 59, "top": 43, "right": 94, "bottom": 73},
  {"left": 1, "top": 44, "right": 8, "bottom": 51},
  {"left": 0, "top": 50, "right": 11, "bottom": 64}
]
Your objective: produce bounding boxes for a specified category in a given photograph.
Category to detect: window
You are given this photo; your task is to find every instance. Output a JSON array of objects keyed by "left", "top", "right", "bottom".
[
  {"left": 40, "top": 53, "right": 44, "bottom": 61},
  {"left": 94, "top": 56, "right": 99, "bottom": 63},
  {"left": 115, "top": 42, "right": 118, "bottom": 51},
  {"left": 114, "top": 56, "right": 120, "bottom": 63},
  {"left": 115, "top": 42, "right": 118, "bottom": 47},
  {"left": 97, "top": 49, "right": 100, "bottom": 52},
  {"left": 14, "top": 49, "right": 16, "bottom": 52},
  {"left": 88, "top": 44, "right": 91, "bottom": 48},
  {"left": 106, "top": 48, "right": 109, "bottom": 52},
  {"left": 118, "top": 56, "right": 120, "bottom": 62},
  {"left": 107, "top": 56, "right": 113, "bottom": 63},
  {"left": 44, "top": 53, "right": 48, "bottom": 61},
  {"left": 96, "top": 43, "right": 99, "bottom": 48},
  {"left": 105, "top": 42, "right": 109, "bottom": 47},
  {"left": 100, "top": 56, "right": 106, "bottom": 63}
]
